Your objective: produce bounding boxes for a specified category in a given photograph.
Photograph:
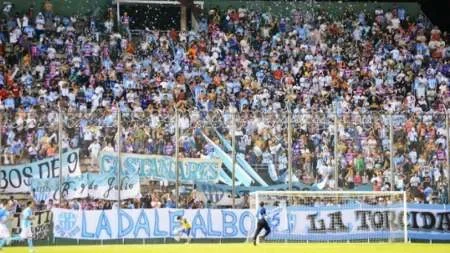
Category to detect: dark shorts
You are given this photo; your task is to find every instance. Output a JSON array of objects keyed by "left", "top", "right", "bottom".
[{"left": 182, "top": 228, "right": 191, "bottom": 236}]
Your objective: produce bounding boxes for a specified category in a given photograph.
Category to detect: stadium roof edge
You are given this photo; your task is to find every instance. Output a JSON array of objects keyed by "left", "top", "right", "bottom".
[{"left": 112, "top": 0, "right": 204, "bottom": 8}]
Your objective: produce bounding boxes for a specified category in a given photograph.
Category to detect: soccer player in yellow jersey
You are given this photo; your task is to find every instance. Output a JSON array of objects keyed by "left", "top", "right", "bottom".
[{"left": 175, "top": 216, "right": 192, "bottom": 243}]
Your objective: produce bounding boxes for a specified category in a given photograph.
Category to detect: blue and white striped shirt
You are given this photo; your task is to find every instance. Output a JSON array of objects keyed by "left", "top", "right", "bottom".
[{"left": 257, "top": 207, "right": 267, "bottom": 221}]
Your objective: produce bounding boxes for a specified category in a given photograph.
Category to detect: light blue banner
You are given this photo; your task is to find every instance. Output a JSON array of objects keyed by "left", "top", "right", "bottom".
[
  {"left": 215, "top": 130, "right": 268, "bottom": 186},
  {"left": 98, "top": 152, "right": 221, "bottom": 184},
  {"left": 53, "top": 208, "right": 257, "bottom": 239},
  {"left": 201, "top": 133, "right": 253, "bottom": 186}
]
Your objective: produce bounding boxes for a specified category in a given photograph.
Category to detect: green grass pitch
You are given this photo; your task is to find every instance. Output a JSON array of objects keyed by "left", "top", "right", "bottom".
[{"left": 2, "top": 243, "right": 449, "bottom": 253}]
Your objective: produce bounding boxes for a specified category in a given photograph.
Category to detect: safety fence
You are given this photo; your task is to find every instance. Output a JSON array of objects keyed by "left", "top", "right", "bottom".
[{"left": 0, "top": 109, "right": 449, "bottom": 208}]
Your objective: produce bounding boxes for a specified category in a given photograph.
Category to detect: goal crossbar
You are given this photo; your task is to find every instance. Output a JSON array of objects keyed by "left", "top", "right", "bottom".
[{"left": 250, "top": 191, "right": 406, "bottom": 196}]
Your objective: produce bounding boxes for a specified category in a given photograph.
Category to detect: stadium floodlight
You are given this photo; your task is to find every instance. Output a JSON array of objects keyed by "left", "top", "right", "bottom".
[{"left": 250, "top": 191, "right": 408, "bottom": 243}]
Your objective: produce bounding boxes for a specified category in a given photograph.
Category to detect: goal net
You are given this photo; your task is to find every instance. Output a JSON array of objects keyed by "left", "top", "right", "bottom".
[{"left": 249, "top": 191, "right": 408, "bottom": 243}]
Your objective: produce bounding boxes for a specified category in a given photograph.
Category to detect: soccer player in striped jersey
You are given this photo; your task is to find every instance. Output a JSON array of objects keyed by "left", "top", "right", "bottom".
[
  {"left": 253, "top": 201, "right": 271, "bottom": 246},
  {"left": 20, "top": 201, "right": 35, "bottom": 253},
  {"left": 0, "top": 200, "right": 11, "bottom": 250}
]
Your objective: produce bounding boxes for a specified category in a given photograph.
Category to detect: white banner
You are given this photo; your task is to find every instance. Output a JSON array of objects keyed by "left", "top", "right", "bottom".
[
  {"left": 0, "top": 150, "right": 80, "bottom": 193},
  {"left": 276, "top": 205, "right": 405, "bottom": 241},
  {"left": 31, "top": 172, "right": 141, "bottom": 201},
  {"left": 52, "top": 205, "right": 450, "bottom": 241}
]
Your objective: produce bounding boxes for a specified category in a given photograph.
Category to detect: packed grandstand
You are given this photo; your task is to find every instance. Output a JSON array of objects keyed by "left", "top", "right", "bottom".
[{"left": 0, "top": 0, "right": 448, "bottom": 216}]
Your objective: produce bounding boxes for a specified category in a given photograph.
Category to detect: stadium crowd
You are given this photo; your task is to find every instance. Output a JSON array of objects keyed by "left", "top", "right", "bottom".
[{"left": 0, "top": 0, "right": 449, "bottom": 209}]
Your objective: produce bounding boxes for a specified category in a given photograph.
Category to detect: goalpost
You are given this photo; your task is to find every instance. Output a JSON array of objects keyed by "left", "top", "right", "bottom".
[{"left": 250, "top": 191, "right": 408, "bottom": 243}]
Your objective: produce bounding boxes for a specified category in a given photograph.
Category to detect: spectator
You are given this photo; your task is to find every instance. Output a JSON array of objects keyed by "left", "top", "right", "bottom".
[{"left": 0, "top": 3, "right": 448, "bottom": 207}]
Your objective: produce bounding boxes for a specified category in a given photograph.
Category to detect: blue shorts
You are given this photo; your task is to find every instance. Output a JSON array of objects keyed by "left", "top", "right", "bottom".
[{"left": 181, "top": 228, "right": 191, "bottom": 236}]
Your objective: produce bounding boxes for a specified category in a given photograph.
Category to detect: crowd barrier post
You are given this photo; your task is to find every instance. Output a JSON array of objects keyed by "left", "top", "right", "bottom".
[
  {"left": 231, "top": 107, "right": 237, "bottom": 208},
  {"left": 116, "top": 0, "right": 121, "bottom": 31},
  {"left": 0, "top": 110, "right": 2, "bottom": 166},
  {"left": 333, "top": 108, "right": 339, "bottom": 188},
  {"left": 389, "top": 114, "right": 395, "bottom": 191},
  {"left": 446, "top": 111, "right": 450, "bottom": 203},
  {"left": 175, "top": 108, "right": 180, "bottom": 208},
  {"left": 58, "top": 106, "right": 63, "bottom": 205},
  {"left": 117, "top": 110, "right": 122, "bottom": 210},
  {"left": 287, "top": 110, "right": 293, "bottom": 191}
]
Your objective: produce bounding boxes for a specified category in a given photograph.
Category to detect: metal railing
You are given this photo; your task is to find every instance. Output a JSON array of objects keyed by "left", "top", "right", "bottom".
[{"left": 0, "top": 108, "right": 449, "bottom": 206}]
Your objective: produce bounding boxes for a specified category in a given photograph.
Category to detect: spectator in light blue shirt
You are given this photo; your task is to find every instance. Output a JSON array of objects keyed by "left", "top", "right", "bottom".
[
  {"left": 23, "top": 26, "right": 35, "bottom": 38},
  {"left": 397, "top": 7, "right": 406, "bottom": 21},
  {"left": 239, "top": 97, "right": 249, "bottom": 111},
  {"left": 164, "top": 196, "right": 176, "bottom": 208},
  {"left": 4, "top": 97, "right": 15, "bottom": 109},
  {"left": 424, "top": 186, "right": 433, "bottom": 203},
  {"left": 296, "top": 25, "right": 308, "bottom": 40},
  {"left": 358, "top": 12, "right": 366, "bottom": 25},
  {"left": 102, "top": 58, "right": 112, "bottom": 70},
  {"left": 11, "top": 139, "right": 24, "bottom": 156},
  {"left": 198, "top": 17, "right": 208, "bottom": 33}
]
